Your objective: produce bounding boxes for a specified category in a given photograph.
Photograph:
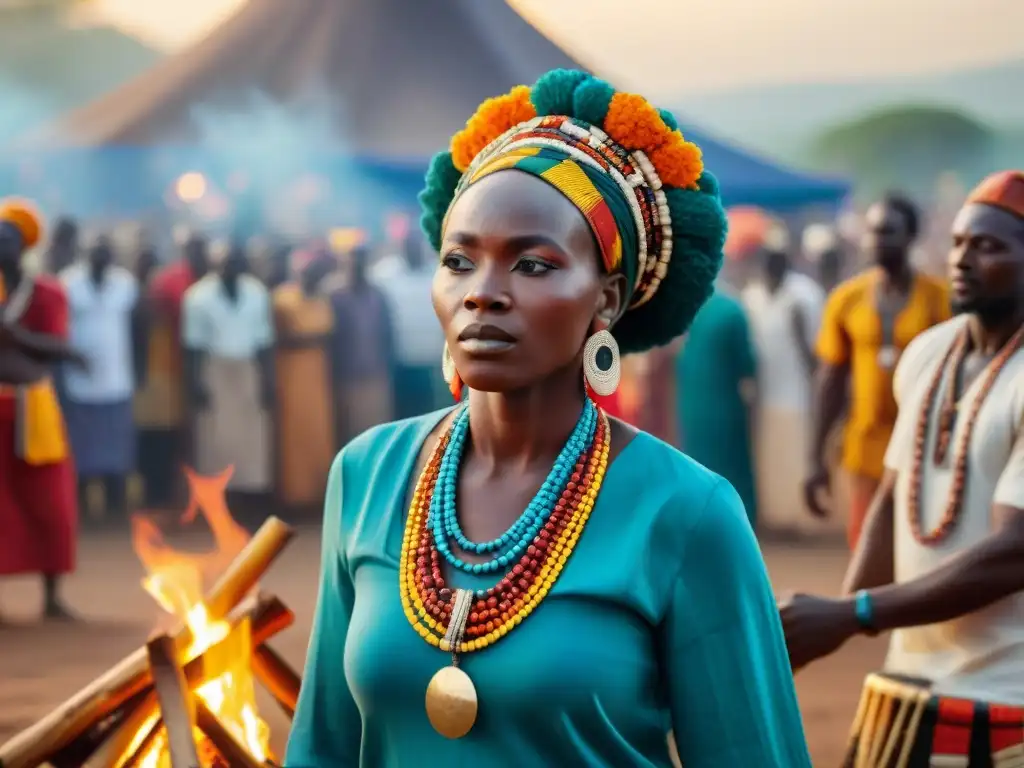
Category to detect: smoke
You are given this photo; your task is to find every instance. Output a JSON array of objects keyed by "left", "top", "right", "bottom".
[{"left": 0, "top": 83, "right": 424, "bottom": 242}]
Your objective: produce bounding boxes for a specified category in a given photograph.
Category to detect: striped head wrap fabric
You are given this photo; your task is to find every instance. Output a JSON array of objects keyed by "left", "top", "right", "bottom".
[
  {"left": 965, "top": 170, "right": 1024, "bottom": 220},
  {"left": 461, "top": 144, "right": 636, "bottom": 289},
  {"left": 419, "top": 69, "right": 729, "bottom": 354}
]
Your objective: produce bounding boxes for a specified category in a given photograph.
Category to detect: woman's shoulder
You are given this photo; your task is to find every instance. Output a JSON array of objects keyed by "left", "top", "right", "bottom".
[
  {"left": 332, "top": 408, "right": 455, "bottom": 485},
  {"left": 611, "top": 430, "right": 747, "bottom": 536}
]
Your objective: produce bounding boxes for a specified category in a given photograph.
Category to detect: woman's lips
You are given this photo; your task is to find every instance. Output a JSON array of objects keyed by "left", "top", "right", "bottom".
[{"left": 457, "top": 338, "right": 516, "bottom": 354}]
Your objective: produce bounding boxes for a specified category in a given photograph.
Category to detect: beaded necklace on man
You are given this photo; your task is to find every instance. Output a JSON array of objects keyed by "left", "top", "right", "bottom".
[
  {"left": 399, "top": 398, "right": 610, "bottom": 738},
  {"left": 907, "top": 324, "right": 1024, "bottom": 545}
]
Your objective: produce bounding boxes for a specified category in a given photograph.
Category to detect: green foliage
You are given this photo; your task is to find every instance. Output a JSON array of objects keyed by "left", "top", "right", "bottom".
[
  {"left": 809, "top": 105, "right": 998, "bottom": 198},
  {"left": 0, "top": 2, "right": 159, "bottom": 140}
]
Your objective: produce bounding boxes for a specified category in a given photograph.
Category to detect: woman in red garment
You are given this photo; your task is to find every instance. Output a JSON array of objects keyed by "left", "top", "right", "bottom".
[{"left": 0, "top": 199, "right": 85, "bottom": 621}]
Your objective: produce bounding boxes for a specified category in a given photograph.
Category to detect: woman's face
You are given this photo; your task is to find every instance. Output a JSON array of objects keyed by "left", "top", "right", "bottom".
[{"left": 434, "top": 170, "right": 624, "bottom": 393}]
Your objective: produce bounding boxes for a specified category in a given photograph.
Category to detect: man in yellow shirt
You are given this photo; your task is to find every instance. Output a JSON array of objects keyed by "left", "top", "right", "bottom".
[{"left": 805, "top": 193, "right": 949, "bottom": 548}]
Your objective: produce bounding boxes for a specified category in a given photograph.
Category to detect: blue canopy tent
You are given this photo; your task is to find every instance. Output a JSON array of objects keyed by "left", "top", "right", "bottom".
[
  {"left": 678, "top": 124, "right": 848, "bottom": 211},
  {"left": 10, "top": 0, "right": 848, "bottom": 221}
]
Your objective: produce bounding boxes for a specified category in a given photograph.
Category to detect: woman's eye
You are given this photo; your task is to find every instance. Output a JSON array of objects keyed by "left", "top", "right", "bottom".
[
  {"left": 442, "top": 253, "right": 473, "bottom": 271},
  {"left": 515, "top": 257, "right": 555, "bottom": 275}
]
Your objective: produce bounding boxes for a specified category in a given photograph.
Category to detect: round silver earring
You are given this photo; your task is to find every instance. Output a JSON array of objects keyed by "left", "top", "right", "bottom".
[
  {"left": 583, "top": 329, "right": 620, "bottom": 396},
  {"left": 442, "top": 343, "right": 456, "bottom": 385}
]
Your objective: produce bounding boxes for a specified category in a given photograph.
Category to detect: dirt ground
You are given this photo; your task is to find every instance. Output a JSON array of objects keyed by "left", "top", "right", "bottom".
[{"left": 0, "top": 529, "right": 883, "bottom": 766}]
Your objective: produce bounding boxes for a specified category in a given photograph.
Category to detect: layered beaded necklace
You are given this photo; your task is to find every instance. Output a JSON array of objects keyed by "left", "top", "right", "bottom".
[
  {"left": 907, "top": 323, "right": 1024, "bottom": 545},
  {"left": 399, "top": 398, "right": 610, "bottom": 738}
]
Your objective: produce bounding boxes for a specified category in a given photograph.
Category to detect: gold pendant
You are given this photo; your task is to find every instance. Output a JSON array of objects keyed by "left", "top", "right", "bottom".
[{"left": 425, "top": 665, "right": 478, "bottom": 739}]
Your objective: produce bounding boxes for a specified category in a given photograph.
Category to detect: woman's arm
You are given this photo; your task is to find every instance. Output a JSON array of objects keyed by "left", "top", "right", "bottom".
[
  {"left": 664, "top": 480, "right": 812, "bottom": 767},
  {"left": 285, "top": 454, "right": 362, "bottom": 767}
]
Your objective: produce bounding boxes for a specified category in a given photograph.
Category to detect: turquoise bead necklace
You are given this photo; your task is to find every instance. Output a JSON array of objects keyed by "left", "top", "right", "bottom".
[{"left": 429, "top": 399, "right": 598, "bottom": 580}]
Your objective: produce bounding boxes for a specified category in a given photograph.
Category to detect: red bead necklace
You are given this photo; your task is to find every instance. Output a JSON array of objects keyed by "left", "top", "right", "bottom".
[{"left": 907, "top": 323, "right": 1024, "bottom": 545}]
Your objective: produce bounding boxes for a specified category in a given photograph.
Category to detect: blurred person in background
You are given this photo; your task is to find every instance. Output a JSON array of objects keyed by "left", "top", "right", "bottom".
[
  {"left": 44, "top": 216, "right": 79, "bottom": 276},
  {"left": 273, "top": 245, "right": 337, "bottom": 511},
  {"left": 743, "top": 226, "right": 825, "bottom": 536},
  {"left": 802, "top": 223, "right": 845, "bottom": 293},
  {"left": 329, "top": 243, "right": 394, "bottom": 442},
  {"left": 60, "top": 233, "right": 139, "bottom": 526},
  {"left": 371, "top": 230, "right": 446, "bottom": 418},
  {"left": 137, "top": 228, "right": 209, "bottom": 508},
  {"left": 182, "top": 240, "right": 274, "bottom": 501},
  {"left": 806, "top": 193, "right": 950, "bottom": 549},
  {"left": 676, "top": 283, "right": 759, "bottom": 526},
  {"left": 0, "top": 200, "right": 85, "bottom": 621},
  {"left": 780, "top": 171, "right": 1024, "bottom": 766}
]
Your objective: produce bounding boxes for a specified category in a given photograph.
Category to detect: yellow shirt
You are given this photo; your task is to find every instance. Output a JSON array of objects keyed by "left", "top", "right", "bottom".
[{"left": 816, "top": 269, "right": 950, "bottom": 479}]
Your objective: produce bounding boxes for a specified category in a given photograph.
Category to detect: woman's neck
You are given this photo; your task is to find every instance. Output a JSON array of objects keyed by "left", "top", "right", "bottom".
[{"left": 465, "top": 362, "right": 587, "bottom": 473}]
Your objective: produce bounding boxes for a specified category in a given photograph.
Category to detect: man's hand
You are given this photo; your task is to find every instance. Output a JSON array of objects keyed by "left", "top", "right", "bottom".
[
  {"left": 779, "top": 592, "right": 861, "bottom": 671},
  {"left": 803, "top": 463, "right": 831, "bottom": 518}
]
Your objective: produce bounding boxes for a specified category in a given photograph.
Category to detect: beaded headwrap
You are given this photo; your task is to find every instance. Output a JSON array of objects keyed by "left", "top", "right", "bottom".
[{"left": 420, "top": 70, "right": 728, "bottom": 352}]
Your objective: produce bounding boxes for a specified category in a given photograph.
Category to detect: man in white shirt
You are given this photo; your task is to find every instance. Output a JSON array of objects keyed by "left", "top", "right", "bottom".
[
  {"left": 780, "top": 171, "right": 1024, "bottom": 765},
  {"left": 182, "top": 240, "right": 275, "bottom": 495},
  {"left": 60, "top": 234, "right": 139, "bottom": 523},
  {"left": 369, "top": 233, "right": 446, "bottom": 418},
  {"left": 742, "top": 235, "right": 827, "bottom": 535}
]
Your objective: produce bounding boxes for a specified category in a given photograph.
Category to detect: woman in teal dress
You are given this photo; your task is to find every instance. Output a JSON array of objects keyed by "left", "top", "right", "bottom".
[
  {"left": 675, "top": 286, "right": 759, "bottom": 526},
  {"left": 286, "top": 70, "right": 810, "bottom": 767}
]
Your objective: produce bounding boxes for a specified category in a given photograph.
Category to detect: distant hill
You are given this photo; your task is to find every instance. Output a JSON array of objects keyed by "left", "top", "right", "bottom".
[
  {"left": 676, "top": 59, "right": 1024, "bottom": 157},
  {"left": 0, "top": 3, "right": 159, "bottom": 140}
]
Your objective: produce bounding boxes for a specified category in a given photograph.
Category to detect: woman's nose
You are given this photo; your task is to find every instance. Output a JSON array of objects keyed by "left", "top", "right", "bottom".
[{"left": 463, "top": 265, "right": 512, "bottom": 312}]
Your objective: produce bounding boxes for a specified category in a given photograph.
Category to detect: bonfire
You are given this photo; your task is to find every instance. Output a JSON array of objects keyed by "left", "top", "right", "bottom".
[{"left": 0, "top": 467, "right": 304, "bottom": 768}]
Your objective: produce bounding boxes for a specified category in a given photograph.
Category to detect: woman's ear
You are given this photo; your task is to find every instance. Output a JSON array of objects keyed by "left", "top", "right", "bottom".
[{"left": 593, "top": 272, "right": 627, "bottom": 331}]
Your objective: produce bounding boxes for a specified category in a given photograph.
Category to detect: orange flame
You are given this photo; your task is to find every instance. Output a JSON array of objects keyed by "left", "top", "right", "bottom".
[{"left": 131, "top": 466, "right": 271, "bottom": 767}]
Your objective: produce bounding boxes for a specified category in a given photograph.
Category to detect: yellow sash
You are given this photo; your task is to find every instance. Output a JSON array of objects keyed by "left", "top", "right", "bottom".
[{"left": 1, "top": 274, "right": 69, "bottom": 465}]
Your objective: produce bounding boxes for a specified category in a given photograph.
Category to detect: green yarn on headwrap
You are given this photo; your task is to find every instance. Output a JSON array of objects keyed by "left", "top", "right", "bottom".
[
  {"left": 530, "top": 69, "right": 590, "bottom": 117},
  {"left": 418, "top": 151, "right": 461, "bottom": 251}
]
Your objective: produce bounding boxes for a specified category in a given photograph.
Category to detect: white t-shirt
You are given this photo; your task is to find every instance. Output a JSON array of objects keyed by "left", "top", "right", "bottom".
[
  {"left": 883, "top": 315, "right": 1024, "bottom": 703},
  {"left": 742, "top": 271, "right": 824, "bottom": 410},
  {"left": 371, "top": 262, "right": 444, "bottom": 368},
  {"left": 61, "top": 264, "right": 139, "bottom": 403},
  {"left": 182, "top": 274, "right": 274, "bottom": 360}
]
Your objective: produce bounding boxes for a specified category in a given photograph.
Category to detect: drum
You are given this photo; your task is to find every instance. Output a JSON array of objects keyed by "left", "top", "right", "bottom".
[{"left": 844, "top": 672, "right": 1024, "bottom": 768}]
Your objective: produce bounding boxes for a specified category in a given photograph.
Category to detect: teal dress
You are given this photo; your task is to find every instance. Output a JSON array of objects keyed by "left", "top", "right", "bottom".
[
  {"left": 676, "top": 290, "right": 759, "bottom": 525},
  {"left": 285, "top": 411, "right": 810, "bottom": 767}
]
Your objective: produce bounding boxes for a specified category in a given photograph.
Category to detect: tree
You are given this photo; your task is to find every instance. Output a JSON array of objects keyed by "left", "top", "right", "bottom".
[{"left": 809, "top": 105, "right": 997, "bottom": 198}]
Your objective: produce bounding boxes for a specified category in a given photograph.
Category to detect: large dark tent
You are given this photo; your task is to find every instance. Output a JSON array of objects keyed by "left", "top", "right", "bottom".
[{"left": 16, "top": 0, "right": 847, "bottom": 215}]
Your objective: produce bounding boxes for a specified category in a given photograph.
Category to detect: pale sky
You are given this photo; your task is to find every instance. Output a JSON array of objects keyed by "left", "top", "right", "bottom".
[{"left": 91, "top": 0, "right": 1024, "bottom": 94}]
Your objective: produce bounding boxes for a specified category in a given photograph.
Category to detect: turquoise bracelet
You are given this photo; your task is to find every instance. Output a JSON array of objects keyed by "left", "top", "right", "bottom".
[{"left": 854, "top": 589, "right": 878, "bottom": 636}]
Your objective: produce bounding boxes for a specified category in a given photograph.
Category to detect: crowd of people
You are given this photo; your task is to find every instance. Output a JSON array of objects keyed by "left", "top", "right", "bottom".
[{"left": 1, "top": 68, "right": 1023, "bottom": 767}]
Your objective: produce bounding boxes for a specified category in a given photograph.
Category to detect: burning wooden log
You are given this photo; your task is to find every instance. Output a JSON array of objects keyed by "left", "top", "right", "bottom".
[
  {"left": 195, "top": 700, "right": 266, "bottom": 768},
  {"left": 147, "top": 634, "right": 202, "bottom": 767},
  {"left": 252, "top": 645, "right": 302, "bottom": 718},
  {"left": 79, "top": 693, "right": 159, "bottom": 768},
  {"left": 0, "top": 515, "right": 297, "bottom": 768}
]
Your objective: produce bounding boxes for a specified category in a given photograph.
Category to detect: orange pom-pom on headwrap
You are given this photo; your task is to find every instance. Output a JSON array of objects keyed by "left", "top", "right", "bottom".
[
  {"left": 603, "top": 92, "right": 673, "bottom": 153},
  {"left": 450, "top": 85, "right": 537, "bottom": 172},
  {"left": 647, "top": 133, "right": 704, "bottom": 190},
  {"left": 965, "top": 170, "right": 1024, "bottom": 220},
  {"left": 0, "top": 197, "right": 44, "bottom": 249}
]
